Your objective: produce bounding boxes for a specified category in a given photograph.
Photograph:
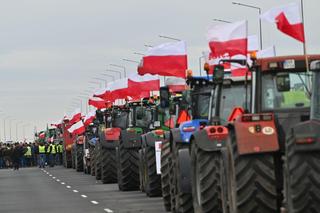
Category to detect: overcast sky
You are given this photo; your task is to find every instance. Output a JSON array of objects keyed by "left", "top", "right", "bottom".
[{"left": 0, "top": 0, "right": 318, "bottom": 141}]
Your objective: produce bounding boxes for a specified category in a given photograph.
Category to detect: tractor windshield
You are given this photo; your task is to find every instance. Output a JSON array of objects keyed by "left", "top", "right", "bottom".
[
  {"left": 192, "top": 92, "right": 211, "bottom": 120},
  {"left": 261, "top": 72, "right": 311, "bottom": 110},
  {"left": 220, "top": 82, "right": 250, "bottom": 124},
  {"left": 113, "top": 111, "right": 129, "bottom": 130},
  {"left": 135, "top": 106, "right": 153, "bottom": 128}
]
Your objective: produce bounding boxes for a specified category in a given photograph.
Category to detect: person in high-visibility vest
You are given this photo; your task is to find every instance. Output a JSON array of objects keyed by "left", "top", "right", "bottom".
[
  {"left": 48, "top": 142, "right": 57, "bottom": 167},
  {"left": 56, "top": 142, "right": 63, "bottom": 165},
  {"left": 24, "top": 144, "right": 32, "bottom": 167},
  {"left": 38, "top": 142, "right": 46, "bottom": 168}
]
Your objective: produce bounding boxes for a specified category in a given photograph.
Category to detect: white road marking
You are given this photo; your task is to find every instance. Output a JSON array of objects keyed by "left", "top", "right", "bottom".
[
  {"left": 52, "top": 177, "right": 56, "bottom": 179},
  {"left": 56, "top": 179, "right": 60, "bottom": 182},
  {"left": 61, "top": 182, "right": 65, "bottom": 185},
  {"left": 81, "top": 195, "right": 87, "bottom": 198},
  {"left": 104, "top": 208, "right": 114, "bottom": 213},
  {"left": 49, "top": 174, "right": 52, "bottom": 177},
  {"left": 66, "top": 185, "right": 71, "bottom": 189},
  {"left": 73, "top": 190, "right": 79, "bottom": 193},
  {"left": 91, "top": 201, "right": 99, "bottom": 205}
]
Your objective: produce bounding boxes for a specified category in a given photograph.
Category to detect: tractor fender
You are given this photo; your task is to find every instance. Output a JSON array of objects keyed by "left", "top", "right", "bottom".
[
  {"left": 234, "top": 113, "right": 279, "bottom": 155},
  {"left": 178, "top": 148, "right": 192, "bottom": 193},
  {"left": 144, "top": 131, "right": 166, "bottom": 148},
  {"left": 100, "top": 128, "right": 121, "bottom": 149},
  {"left": 170, "top": 128, "right": 183, "bottom": 144},
  {"left": 290, "top": 119, "right": 320, "bottom": 152},
  {"left": 121, "top": 130, "right": 142, "bottom": 149},
  {"left": 192, "top": 126, "right": 228, "bottom": 152}
]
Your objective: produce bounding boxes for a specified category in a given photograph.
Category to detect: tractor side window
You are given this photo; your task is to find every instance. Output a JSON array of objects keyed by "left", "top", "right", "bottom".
[{"left": 262, "top": 72, "right": 311, "bottom": 110}]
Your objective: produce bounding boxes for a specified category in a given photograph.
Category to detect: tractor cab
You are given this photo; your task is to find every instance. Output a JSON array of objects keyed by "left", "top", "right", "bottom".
[{"left": 254, "top": 55, "right": 320, "bottom": 150}]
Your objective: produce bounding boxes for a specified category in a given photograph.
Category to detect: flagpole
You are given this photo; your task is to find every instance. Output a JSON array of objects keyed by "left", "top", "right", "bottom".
[{"left": 300, "top": 0, "right": 309, "bottom": 71}]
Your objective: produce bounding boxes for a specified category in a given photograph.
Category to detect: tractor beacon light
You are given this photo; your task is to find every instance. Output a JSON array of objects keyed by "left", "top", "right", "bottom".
[
  {"left": 250, "top": 51, "right": 257, "bottom": 61},
  {"left": 186, "top": 69, "right": 193, "bottom": 78},
  {"left": 204, "top": 62, "right": 210, "bottom": 72}
]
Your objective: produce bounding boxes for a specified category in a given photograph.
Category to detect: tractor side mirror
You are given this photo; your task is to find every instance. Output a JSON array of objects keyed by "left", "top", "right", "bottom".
[
  {"left": 276, "top": 73, "right": 291, "bottom": 92},
  {"left": 213, "top": 65, "right": 225, "bottom": 84},
  {"left": 160, "top": 86, "right": 170, "bottom": 108},
  {"left": 310, "top": 60, "right": 320, "bottom": 72}
]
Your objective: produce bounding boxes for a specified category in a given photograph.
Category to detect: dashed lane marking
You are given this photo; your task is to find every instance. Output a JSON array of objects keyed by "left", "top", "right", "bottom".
[
  {"left": 49, "top": 175, "right": 52, "bottom": 177},
  {"left": 56, "top": 179, "right": 60, "bottom": 182},
  {"left": 66, "top": 185, "right": 71, "bottom": 189},
  {"left": 52, "top": 177, "right": 56, "bottom": 179},
  {"left": 104, "top": 208, "right": 114, "bottom": 213},
  {"left": 91, "top": 201, "right": 99, "bottom": 205},
  {"left": 61, "top": 182, "right": 65, "bottom": 185},
  {"left": 81, "top": 195, "right": 87, "bottom": 198},
  {"left": 73, "top": 190, "right": 79, "bottom": 193}
]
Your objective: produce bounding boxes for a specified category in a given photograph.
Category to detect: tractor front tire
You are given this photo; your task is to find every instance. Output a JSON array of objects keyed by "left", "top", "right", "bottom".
[{"left": 101, "top": 147, "right": 117, "bottom": 184}]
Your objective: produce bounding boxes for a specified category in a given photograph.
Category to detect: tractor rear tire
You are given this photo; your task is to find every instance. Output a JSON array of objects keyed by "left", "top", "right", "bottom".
[
  {"left": 95, "top": 144, "right": 101, "bottom": 180},
  {"left": 172, "top": 144, "right": 193, "bottom": 213},
  {"left": 161, "top": 140, "right": 171, "bottom": 212},
  {"left": 284, "top": 135, "right": 320, "bottom": 212},
  {"left": 90, "top": 146, "right": 96, "bottom": 176},
  {"left": 101, "top": 147, "right": 117, "bottom": 184},
  {"left": 144, "top": 146, "right": 162, "bottom": 197},
  {"left": 191, "top": 141, "right": 224, "bottom": 213},
  {"left": 226, "top": 130, "right": 278, "bottom": 213},
  {"left": 139, "top": 149, "right": 145, "bottom": 192},
  {"left": 76, "top": 145, "right": 84, "bottom": 172},
  {"left": 117, "top": 140, "right": 140, "bottom": 191}
]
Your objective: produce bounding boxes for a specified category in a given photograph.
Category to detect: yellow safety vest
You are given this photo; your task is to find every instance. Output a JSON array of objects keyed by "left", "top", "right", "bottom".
[
  {"left": 58, "top": 144, "right": 63, "bottom": 153},
  {"left": 39, "top": 145, "right": 46, "bottom": 154},
  {"left": 24, "top": 146, "right": 32, "bottom": 157},
  {"left": 50, "top": 144, "right": 56, "bottom": 154}
]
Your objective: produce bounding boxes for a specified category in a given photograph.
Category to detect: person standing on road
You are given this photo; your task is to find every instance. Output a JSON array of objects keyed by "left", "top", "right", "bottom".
[
  {"left": 12, "top": 143, "right": 26, "bottom": 170},
  {"left": 24, "top": 144, "right": 32, "bottom": 167},
  {"left": 38, "top": 142, "right": 46, "bottom": 168},
  {"left": 56, "top": 142, "right": 63, "bottom": 165},
  {"left": 48, "top": 142, "right": 56, "bottom": 167}
]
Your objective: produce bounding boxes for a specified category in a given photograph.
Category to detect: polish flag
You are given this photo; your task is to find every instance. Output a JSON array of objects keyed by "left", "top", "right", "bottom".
[
  {"left": 68, "top": 120, "right": 85, "bottom": 135},
  {"left": 108, "top": 78, "right": 129, "bottom": 100},
  {"left": 88, "top": 97, "right": 109, "bottom": 109},
  {"left": 138, "top": 41, "right": 188, "bottom": 78},
  {"left": 261, "top": 3, "right": 305, "bottom": 43},
  {"left": 207, "top": 20, "right": 248, "bottom": 58},
  {"left": 128, "top": 74, "right": 160, "bottom": 93},
  {"left": 84, "top": 110, "right": 96, "bottom": 126},
  {"left": 39, "top": 132, "right": 45, "bottom": 139},
  {"left": 69, "top": 108, "right": 81, "bottom": 124},
  {"left": 165, "top": 77, "right": 187, "bottom": 92}
]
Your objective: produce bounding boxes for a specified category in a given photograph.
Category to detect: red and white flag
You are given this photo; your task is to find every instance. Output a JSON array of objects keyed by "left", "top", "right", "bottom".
[
  {"left": 88, "top": 97, "right": 109, "bottom": 109},
  {"left": 128, "top": 74, "right": 160, "bottom": 91},
  {"left": 165, "top": 77, "right": 187, "bottom": 92},
  {"left": 207, "top": 20, "right": 248, "bottom": 58},
  {"left": 69, "top": 108, "right": 81, "bottom": 124},
  {"left": 68, "top": 120, "right": 85, "bottom": 135},
  {"left": 138, "top": 41, "right": 188, "bottom": 78},
  {"left": 108, "top": 78, "right": 129, "bottom": 100},
  {"left": 261, "top": 3, "right": 305, "bottom": 43},
  {"left": 84, "top": 110, "right": 96, "bottom": 126}
]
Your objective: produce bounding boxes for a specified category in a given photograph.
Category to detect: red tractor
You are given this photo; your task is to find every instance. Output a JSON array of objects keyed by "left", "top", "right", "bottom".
[
  {"left": 191, "top": 55, "right": 320, "bottom": 213},
  {"left": 61, "top": 118, "right": 76, "bottom": 168}
]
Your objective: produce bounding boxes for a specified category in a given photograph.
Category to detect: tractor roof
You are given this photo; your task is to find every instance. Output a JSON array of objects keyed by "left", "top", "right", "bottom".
[{"left": 257, "top": 54, "right": 320, "bottom": 72}]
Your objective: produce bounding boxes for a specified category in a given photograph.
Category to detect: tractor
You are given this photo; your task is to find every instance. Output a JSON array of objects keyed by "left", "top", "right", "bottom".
[
  {"left": 116, "top": 99, "right": 155, "bottom": 191},
  {"left": 96, "top": 105, "right": 129, "bottom": 184},
  {"left": 191, "top": 55, "right": 320, "bottom": 213},
  {"left": 83, "top": 121, "right": 99, "bottom": 174},
  {"left": 71, "top": 134, "right": 84, "bottom": 172},
  {"left": 61, "top": 118, "right": 76, "bottom": 168},
  {"left": 138, "top": 96, "right": 171, "bottom": 197}
]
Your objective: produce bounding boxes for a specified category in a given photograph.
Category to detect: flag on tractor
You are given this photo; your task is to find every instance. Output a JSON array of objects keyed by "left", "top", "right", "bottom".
[
  {"left": 261, "top": 3, "right": 305, "bottom": 43},
  {"left": 138, "top": 41, "right": 188, "bottom": 78}
]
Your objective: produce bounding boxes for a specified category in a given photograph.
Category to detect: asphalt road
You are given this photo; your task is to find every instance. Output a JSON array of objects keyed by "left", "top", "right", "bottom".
[{"left": 0, "top": 166, "right": 166, "bottom": 213}]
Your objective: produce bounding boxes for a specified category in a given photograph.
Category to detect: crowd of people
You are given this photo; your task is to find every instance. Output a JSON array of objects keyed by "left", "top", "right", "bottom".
[{"left": 0, "top": 141, "right": 63, "bottom": 170}]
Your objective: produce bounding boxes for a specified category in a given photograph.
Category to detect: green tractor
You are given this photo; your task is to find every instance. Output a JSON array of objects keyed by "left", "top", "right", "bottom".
[
  {"left": 116, "top": 99, "right": 155, "bottom": 191},
  {"left": 138, "top": 97, "right": 172, "bottom": 197}
]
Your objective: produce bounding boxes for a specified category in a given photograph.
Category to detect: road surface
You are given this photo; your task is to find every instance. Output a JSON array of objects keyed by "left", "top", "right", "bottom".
[{"left": 0, "top": 166, "right": 166, "bottom": 213}]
